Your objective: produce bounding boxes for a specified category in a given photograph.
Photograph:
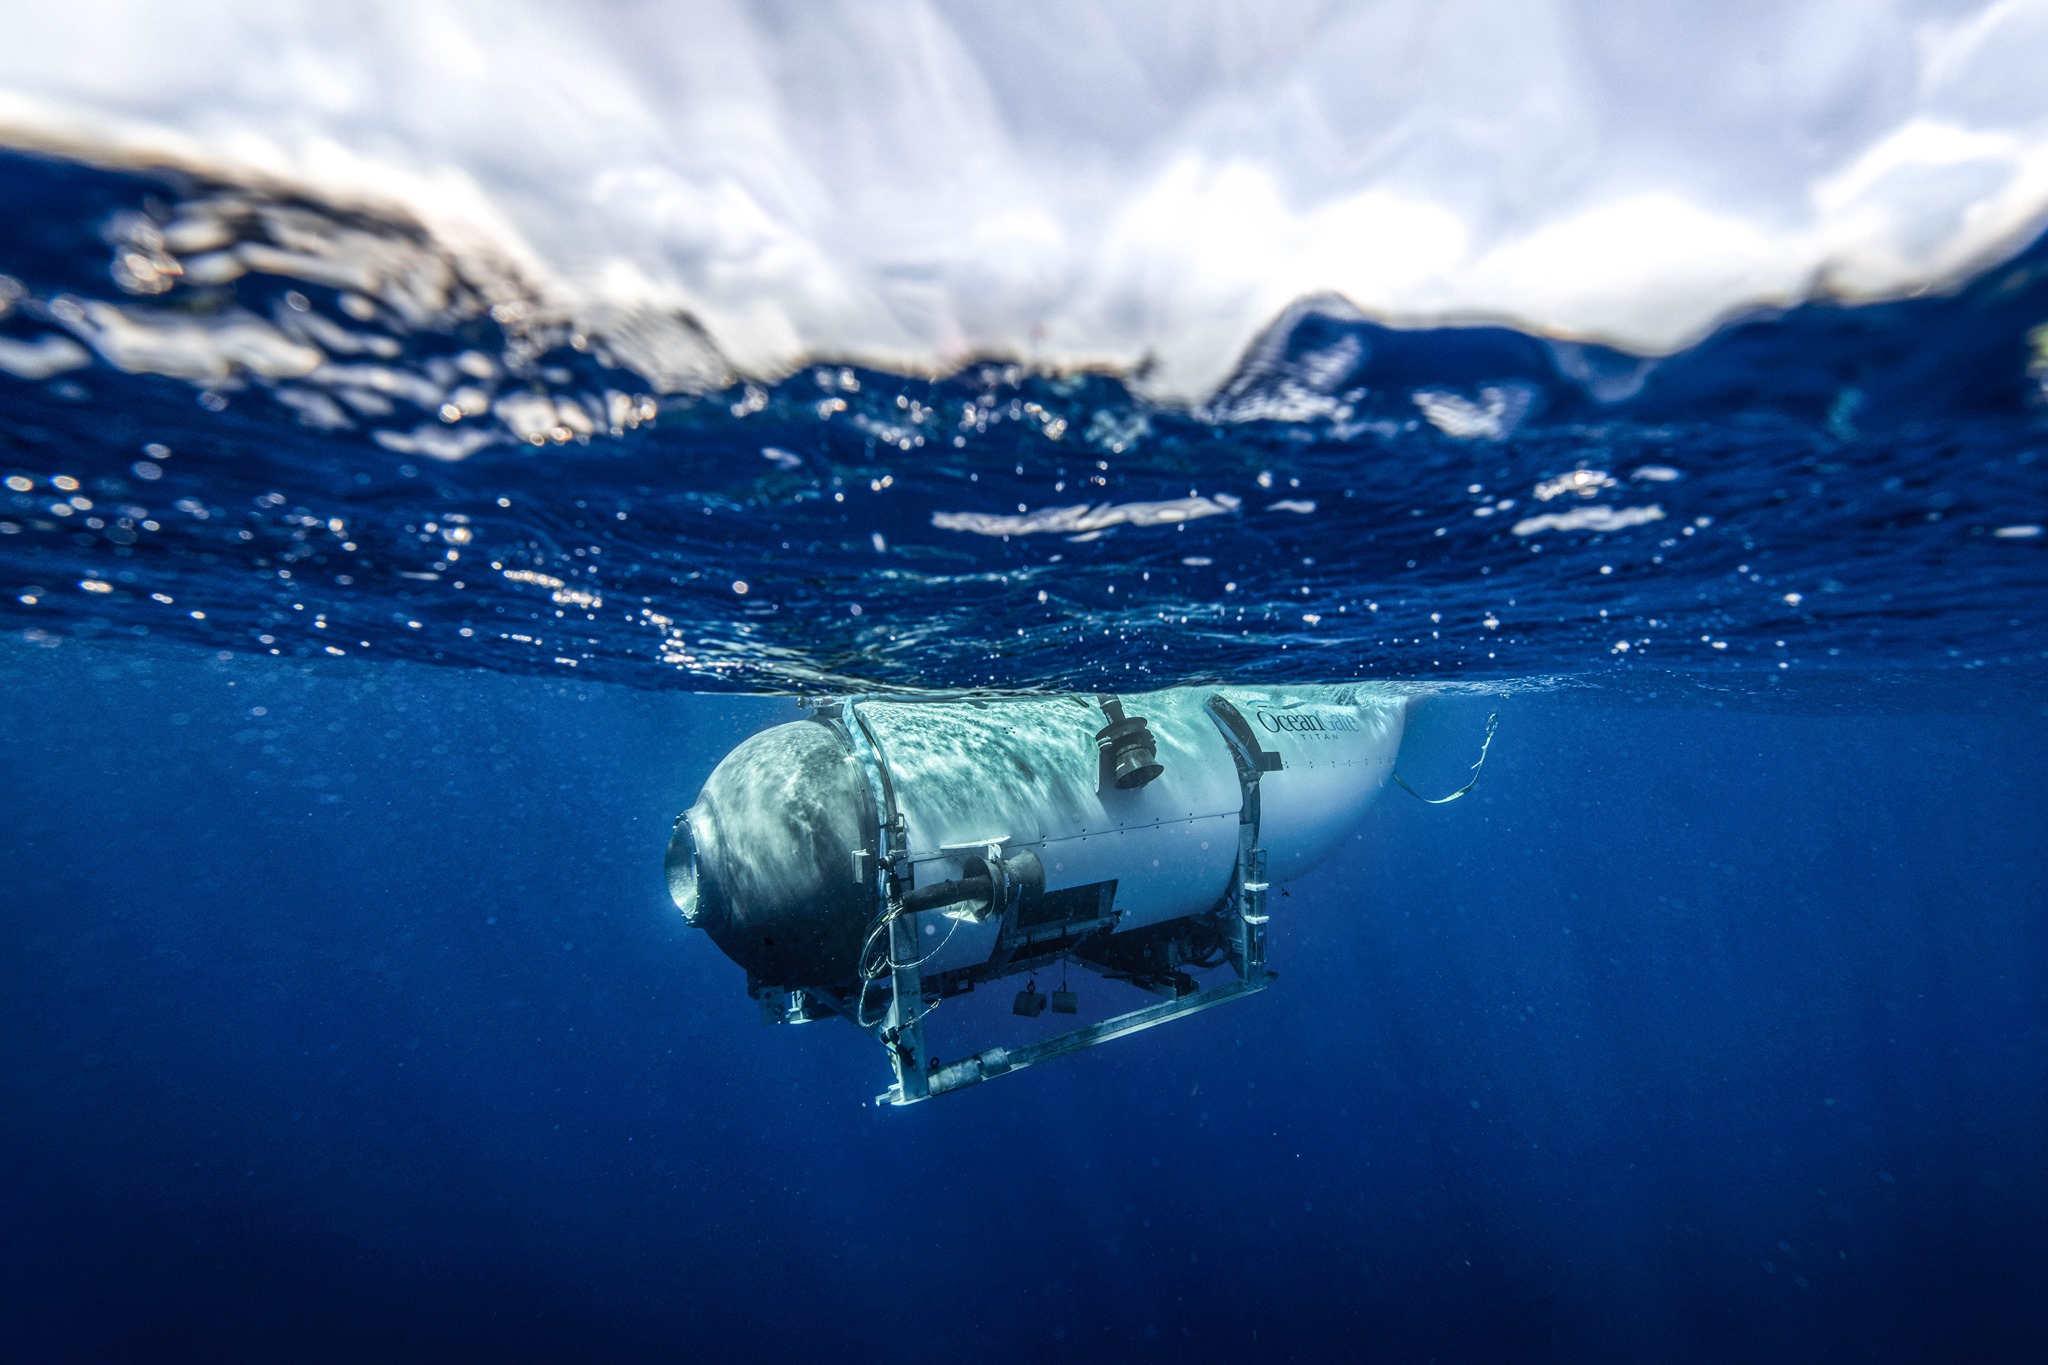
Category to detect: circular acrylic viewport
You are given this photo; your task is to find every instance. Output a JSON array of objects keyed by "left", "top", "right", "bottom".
[{"left": 666, "top": 808, "right": 703, "bottom": 924}]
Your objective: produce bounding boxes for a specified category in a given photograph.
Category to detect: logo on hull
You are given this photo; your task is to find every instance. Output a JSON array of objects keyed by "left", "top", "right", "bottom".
[{"left": 1253, "top": 708, "right": 1359, "bottom": 735}]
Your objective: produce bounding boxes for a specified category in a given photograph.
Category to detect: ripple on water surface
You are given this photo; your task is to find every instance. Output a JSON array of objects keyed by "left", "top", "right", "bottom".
[{"left": 1, "top": 150, "right": 2046, "bottom": 694}]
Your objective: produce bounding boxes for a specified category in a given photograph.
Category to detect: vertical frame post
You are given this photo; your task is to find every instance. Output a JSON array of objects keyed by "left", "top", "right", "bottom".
[
  {"left": 1206, "top": 695, "right": 1277, "bottom": 986},
  {"left": 1234, "top": 842, "right": 1269, "bottom": 982},
  {"left": 884, "top": 908, "right": 929, "bottom": 1102}
]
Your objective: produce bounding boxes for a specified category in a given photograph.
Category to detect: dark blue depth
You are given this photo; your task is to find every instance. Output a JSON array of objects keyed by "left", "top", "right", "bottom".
[{"left": 3, "top": 641, "right": 2043, "bottom": 1362}]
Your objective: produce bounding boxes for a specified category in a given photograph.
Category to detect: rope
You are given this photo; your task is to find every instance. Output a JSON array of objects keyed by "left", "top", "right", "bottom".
[
  {"left": 888, "top": 912, "right": 965, "bottom": 972},
  {"left": 855, "top": 907, "right": 964, "bottom": 1029},
  {"left": 1392, "top": 712, "right": 1500, "bottom": 805}
]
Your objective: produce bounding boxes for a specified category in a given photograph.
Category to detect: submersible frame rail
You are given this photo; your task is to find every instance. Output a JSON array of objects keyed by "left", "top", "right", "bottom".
[{"left": 835, "top": 691, "right": 1286, "bottom": 1107}]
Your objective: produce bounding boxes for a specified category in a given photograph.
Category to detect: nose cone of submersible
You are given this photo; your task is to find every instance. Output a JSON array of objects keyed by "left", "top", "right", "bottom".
[{"left": 666, "top": 720, "right": 876, "bottom": 985}]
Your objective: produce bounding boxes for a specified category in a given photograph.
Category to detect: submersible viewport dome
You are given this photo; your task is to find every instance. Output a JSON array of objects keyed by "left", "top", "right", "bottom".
[
  {"left": 664, "top": 686, "right": 1492, "bottom": 1104},
  {"left": 666, "top": 719, "right": 877, "bottom": 986}
]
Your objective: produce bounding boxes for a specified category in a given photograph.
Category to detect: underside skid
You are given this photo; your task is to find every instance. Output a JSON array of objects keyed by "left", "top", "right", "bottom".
[{"left": 887, "top": 971, "right": 1275, "bottom": 1104}]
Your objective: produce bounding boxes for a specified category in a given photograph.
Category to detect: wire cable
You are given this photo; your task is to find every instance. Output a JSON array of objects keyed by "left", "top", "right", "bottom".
[{"left": 1392, "top": 712, "right": 1500, "bottom": 805}]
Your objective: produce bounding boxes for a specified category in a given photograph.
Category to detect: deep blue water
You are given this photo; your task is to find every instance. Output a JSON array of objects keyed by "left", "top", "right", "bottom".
[
  {"left": 3, "top": 644, "right": 2044, "bottom": 1362},
  {"left": 3, "top": 141, "right": 2048, "bottom": 1361}
]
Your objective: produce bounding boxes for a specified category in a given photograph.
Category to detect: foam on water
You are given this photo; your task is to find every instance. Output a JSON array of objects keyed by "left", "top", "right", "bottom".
[{"left": 6, "top": 1, "right": 2048, "bottom": 397}]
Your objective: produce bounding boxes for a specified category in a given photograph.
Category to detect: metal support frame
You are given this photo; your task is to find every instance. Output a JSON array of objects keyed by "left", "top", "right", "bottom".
[
  {"left": 1231, "top": 838, "right": 1269, "bottom": 981},
  {"left": 794, "top": 695, "right": 1294, "bottom": 1113},
  {"left": 836, "top": 699, "right": 933, "bottom": 1105},
  {"left": 1205, "top": 694, "right": 1276, "bottom": 987},
  {"left": 899, "top": 973, "right": 1274, "bottom": 1103},
  {"left": 876, "top": 904, "right": 924, "bottom": 1102},
  {"left": 864, "top": 696, "right": 1291, "bottom": 1106}
]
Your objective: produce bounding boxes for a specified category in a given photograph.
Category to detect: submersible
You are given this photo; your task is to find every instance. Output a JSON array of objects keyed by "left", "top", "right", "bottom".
[{"left": 666, "top": 686, "right": 1484, "bottom": 1104}]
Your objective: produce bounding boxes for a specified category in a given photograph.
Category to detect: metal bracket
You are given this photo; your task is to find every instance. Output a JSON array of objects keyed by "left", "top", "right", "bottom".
[
  {"left": 1205, "top": 695, "right": 1274, "bottom": 984},
  {"left": 879, "top": 972, "right": 1276, "bottom": 1105},
  {"left": 882, "top": 909, "right": 928, "bottom": 1102},
  {"left": 804, "top": 690, "right": 1294, "bottom": 1106},
  {"left": 840, "top": 699, "right": 931, "bottom": 1103}
]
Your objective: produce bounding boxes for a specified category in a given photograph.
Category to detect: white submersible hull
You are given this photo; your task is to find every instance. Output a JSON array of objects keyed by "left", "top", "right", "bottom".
[{"left": 666, "top": 685, "right": 1415, "bottom": 1104}]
